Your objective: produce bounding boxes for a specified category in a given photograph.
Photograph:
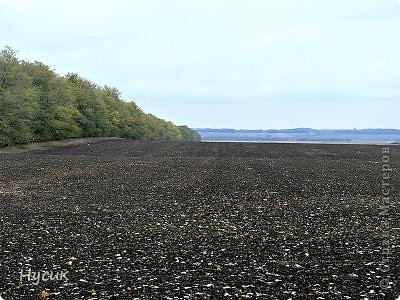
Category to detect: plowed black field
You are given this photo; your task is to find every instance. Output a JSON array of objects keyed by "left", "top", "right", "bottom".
[{"left": 1, "top": 140, "right": 399, "bottom": 299}]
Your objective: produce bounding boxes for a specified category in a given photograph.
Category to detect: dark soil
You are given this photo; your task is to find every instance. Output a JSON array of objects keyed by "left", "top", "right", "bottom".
[{"left": 0, "top": 140, "right": 399, "bottom": 299}]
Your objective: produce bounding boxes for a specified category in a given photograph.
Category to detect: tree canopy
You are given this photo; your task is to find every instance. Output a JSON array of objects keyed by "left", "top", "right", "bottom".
[{"left": 0, "top": 47, "right": 200, "bottom": 146}]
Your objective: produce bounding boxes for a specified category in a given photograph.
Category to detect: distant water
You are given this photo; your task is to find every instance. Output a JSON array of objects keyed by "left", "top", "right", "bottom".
[{"left": 196, "top": 128, "right": 400, "bottom": 144}]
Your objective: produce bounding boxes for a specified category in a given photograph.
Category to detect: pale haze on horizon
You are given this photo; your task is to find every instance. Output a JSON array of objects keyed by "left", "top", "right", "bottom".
[{"left": 1, "top": 0, "right": 399, "bottom": 129}]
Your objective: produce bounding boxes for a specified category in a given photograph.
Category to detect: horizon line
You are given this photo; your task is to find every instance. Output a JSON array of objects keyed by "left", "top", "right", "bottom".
[{"left": 194, "top": 127, "right": 400, "bottom": 131}]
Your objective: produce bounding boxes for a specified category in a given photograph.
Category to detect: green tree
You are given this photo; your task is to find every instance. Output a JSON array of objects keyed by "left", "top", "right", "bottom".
[{"left": 0, "top": 47, "right": 200, "bottom": 146}]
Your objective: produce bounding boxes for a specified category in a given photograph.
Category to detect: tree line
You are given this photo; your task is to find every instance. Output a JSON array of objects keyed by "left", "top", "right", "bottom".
[{"left": 0, "top": 46, "right": 200, "bottom": 146}]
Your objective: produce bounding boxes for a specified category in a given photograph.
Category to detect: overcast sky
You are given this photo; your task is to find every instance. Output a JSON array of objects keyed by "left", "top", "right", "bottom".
[{"left": 1, "top": 0, "right": 399, "bottom": 129}]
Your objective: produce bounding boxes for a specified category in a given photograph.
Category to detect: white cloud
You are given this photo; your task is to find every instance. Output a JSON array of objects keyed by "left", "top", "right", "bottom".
[
  {"left": 243, "top": 34, "right": 279, "bottom": 49},
  {"left": 243, "top": 25, "right": 320, "bottom": 50}
]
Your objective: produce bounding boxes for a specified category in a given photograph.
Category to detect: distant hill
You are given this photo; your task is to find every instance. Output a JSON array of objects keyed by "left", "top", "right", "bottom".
[
  {"left": 196, "top": 128, "right": 400, "bottom": 144},
  {"left": 0, "top": 46, "right": 200, "bottom": 146}
]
